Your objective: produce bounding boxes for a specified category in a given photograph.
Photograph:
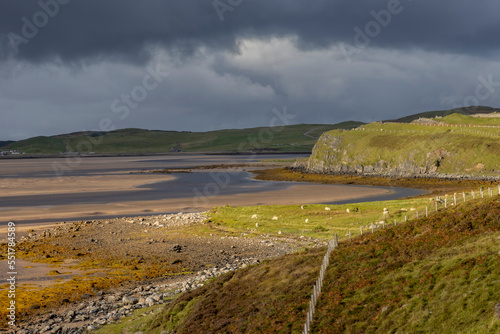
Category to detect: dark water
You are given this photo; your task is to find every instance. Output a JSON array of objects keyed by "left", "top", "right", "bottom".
[
  {"left": 0, "top": 171, "right": 426, "bottom": 208},
  {"left": 0, "top": 154, "right": 427, "bottom": 224}
]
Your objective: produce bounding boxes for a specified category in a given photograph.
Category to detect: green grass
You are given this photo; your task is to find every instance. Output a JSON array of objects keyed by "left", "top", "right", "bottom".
[
  {"left": 93, "top": 305, "right": 164, "bottom": 333},
  {"left": 5, "top": 122, "right": 364, "bottom": 154},
  {"left": 441, "top": 113, "right": 500, "bottom": 126},
  {"left": 309, "top": 116, "right": 500, "bottom": 176},
  {"left": 8, "top": 136, "right": 65, "bottom": 154},
  {"left": 366, "top": 233, "right": 500, "bottom": 333},
  {"left": 144, "top": 196, "right": 500, "bottom": 333},
  {"left": 387, "top": 106, "right": 500, "bottom": 123},
  {"left": 313, "top": 196, "right": 500, "bottom": 333},
  {"left": 146, "top": 249, "right": 325, "bottom": 333},
  {"left": 208, "top": 198, "right": 437, "bottom": 241}
]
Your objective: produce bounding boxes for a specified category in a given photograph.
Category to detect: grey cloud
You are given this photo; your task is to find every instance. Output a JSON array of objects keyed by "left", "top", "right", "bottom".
[
  {"left": 1, "top": 1, "right": 500, "bottom": 141},
  {"left": 1, "top": 0, "right": 500, "bottom": 65}
]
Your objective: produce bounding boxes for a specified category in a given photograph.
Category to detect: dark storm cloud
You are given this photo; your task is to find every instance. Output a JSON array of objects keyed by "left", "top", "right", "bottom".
[
  {"left": 1, "top": 0, "right": 500, "bottom": 141},
  {"left": 1, "top": 0, "right": 500, "bottom": 64}
]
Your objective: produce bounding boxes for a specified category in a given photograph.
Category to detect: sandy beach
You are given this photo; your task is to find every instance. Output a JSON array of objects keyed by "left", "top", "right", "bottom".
[
  {"left": 0, "top": 155, "right": 395, "bottom": 235},
  {"left": 0, "top": 180, "right": 390, "bottom": 235}
]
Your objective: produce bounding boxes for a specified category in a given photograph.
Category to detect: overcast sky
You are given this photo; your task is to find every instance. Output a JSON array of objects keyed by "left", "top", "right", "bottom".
[{"left": 1, "top": 0, "right": 500, "bottom": 140}]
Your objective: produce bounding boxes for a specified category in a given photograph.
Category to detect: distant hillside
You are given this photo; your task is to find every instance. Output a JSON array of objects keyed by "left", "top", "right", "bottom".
[
  {"left": 385, "top": 106, "right": 500, "bottom": 123},
  {"left": 0, "top": 140, "right": 14, "bottom": 148},
  {"left": 6, "top": 136, "right": 65, "bottom": 154},
  {"left": 306, "top": 113, "right": 500, "bottom": 177},
  {"left": 5, "top": 122, "right": 364, "bottom": 154},
  {"left": 5, "top": 106, "right": 500, "bottom": 155}
]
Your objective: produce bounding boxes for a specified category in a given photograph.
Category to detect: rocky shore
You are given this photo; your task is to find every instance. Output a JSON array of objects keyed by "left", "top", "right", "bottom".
[
  {"left": 13, "top": 258, "right": 262, "bottom": 334},
  {"left": 291, "top": 164, "right": 500, "bottom": 182},
  {"left": 5, "top": 211, "right": 319, "bottom": 333}
]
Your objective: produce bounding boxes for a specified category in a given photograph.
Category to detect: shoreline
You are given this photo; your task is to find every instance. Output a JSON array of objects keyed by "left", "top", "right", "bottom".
[
  {"left": 0, "top": 151, "right": 312, "bottom": 160},
  {"left": 252, "top": 167, "right": 500, "bottom": 196},
  {"left": 3, "top": 162, "right": 495, "bottom": 331},
  {"left": 0, "top": 211, "right": 321, "bottom": 331},
  {"left": 5, "top": 161, "right": 488, "bottom": 234},
  {"left": 0, "top": 182, "right": 393, "bottom": 233}
]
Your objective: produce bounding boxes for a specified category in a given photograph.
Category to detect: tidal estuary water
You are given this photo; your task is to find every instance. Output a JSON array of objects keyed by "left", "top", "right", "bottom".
[{"left": 0, "top": 154, "right": 426, "bottom": 225}]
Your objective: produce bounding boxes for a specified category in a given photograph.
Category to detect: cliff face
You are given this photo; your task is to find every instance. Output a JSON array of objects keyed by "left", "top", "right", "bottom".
[{"left": 302, "top": 123, "right": 500, "bottom": 178}]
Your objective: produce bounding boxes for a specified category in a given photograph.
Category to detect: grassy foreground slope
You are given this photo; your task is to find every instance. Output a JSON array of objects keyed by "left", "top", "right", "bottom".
[
  {"left": 145, "top": 196, "right": 500, "bottom": 333},
  {"left": 6, "top": 122, "right": 363, "bottom": 154},
  {"left": 306, "top": 114, "right": 500, "bottom": 177}
]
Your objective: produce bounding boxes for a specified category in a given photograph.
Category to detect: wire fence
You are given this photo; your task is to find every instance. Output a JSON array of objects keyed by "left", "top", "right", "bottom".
[
  {"left": 302, "top": 184, "right": 500, "bottom": 333},
  {"left": 303, "top": 235, "right": 338, "bottom": 334}
]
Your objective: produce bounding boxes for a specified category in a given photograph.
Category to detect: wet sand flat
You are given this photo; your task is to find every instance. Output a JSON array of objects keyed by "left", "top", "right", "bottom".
[
  {"left": 0, "top": 182, "right": 391, "bottom": 234},
  {"left": 0, "top": 174, "right": 175, "bottom": 197},
  {"left": 0, "top": 154, "right": 394, "bottom": 233}
]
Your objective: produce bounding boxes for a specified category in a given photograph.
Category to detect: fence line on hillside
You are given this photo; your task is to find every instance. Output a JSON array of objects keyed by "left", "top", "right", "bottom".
[
  {"left": 356, "top": 185, "right": 500, "bottom": 236},
  {"left": 303, "top": 235, "right": 338, "bottom": 334},
  {"left": 382, "top": 122, "right": 500, "bottom": 129},
  {"left": 355, "top": 125, "right": 500, "bottom": 138},
  {"left": 301, "top": 185, "right": 499, "bottom": 333}
]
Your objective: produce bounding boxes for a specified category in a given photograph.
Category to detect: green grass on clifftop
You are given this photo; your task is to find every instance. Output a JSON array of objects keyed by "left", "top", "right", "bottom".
[
  {"left": 308, "top": 114, "right": 500, "bottom": 176},
  {"left": 387, "top": 106, "right": 500, "bottom": 123}
]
